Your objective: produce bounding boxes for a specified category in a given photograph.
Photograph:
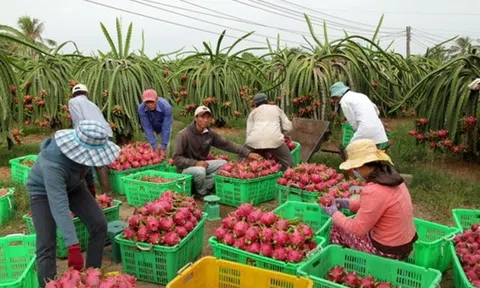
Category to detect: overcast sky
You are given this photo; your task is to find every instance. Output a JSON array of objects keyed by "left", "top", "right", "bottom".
[{"left": 2, "top": 0, "right": 480, "bottom": 57}]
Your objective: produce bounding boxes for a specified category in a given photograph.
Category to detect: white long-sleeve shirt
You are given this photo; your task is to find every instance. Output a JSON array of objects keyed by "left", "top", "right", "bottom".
[
  {"left": 340, "top": 91, "right": 388, "bottom": 144},
  {"left": 246, "top": 104, "right": 292, "bottom": 149},
  {"left": 68, "top": 95, "right": 113, "bottom": 137}
]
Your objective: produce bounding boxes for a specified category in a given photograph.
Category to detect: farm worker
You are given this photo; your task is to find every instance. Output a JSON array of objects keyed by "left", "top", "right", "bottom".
[
  {"left": 243, "top": 93, "right": 294, "bottom": 170},
  {"left": 330, "top": 82, "right": 388, "bottom": 147},
  {"left": 68, "top": 83, "right": 113, "bottom": 195},
  {"left": 26, "top": 120, "right": 120, "bottom": 287},
  {"left": 137, "top": 89, "right": 173, "bottom": 158},
  {"left": 321, "top": 139, "right": 418, "bottom": 260},
  {"left": 174, "top": 105, "right": 262, "bottom": 196}
]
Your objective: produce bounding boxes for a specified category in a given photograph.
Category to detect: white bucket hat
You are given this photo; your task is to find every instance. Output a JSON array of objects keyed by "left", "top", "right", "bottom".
[{"left": 55, "top": 120, "right": 120, "bottom": 167}]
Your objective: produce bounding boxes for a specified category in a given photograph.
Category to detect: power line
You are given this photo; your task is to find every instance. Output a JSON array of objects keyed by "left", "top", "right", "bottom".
[
  {"left": 141, "top": 0, "right": 315, "bottom": 40},
  {"left": 274, "top": 0, "right": 402, "bottom": 31},
  {"left": 247, "top": 0, "right": 377, "bottom": 34},
  {"left": 232, "top": 0, "right": 375, "bottom": 36},
  {"left": 178, "top": 0, "right": 319, "bottom": 38},
  {"left": 411, "top": 38, "right": 429, "bottom": 49},
  {"left": 131, "top": 0, "right": 305, "bottom": 46},
  {"left": 304, "top": 8, "right": 480, "bottom": 17},
  {"left": 412, "top": 30, "right": 449, "bottom": 44},
  {"left": 83, "top": 0, "right": 268, "bottom": 45},
  {"left": 250, "top": 0, "right": 400, "bottom": 35}
]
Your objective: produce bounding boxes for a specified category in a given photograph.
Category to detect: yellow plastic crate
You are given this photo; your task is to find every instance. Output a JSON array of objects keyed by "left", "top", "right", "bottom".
[{"left": 166, "top": 256, "right": 313, "bottom": 288}]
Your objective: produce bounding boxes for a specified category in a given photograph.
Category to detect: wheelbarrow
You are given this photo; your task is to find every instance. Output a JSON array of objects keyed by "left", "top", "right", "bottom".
[{"left": 287, "top": 117, "right": 393, "bottom": 163}]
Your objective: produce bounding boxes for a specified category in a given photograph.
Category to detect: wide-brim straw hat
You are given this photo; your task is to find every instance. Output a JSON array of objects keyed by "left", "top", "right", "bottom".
[
  {"left": 55, "top": 120, "right": 120, "bottom": 167},
  {"left": 339, "top": 139, "right": 393, "bottom": 170}
]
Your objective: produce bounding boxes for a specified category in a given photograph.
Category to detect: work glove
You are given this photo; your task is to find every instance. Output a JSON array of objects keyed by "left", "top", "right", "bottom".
[
  {"left": 88, "top": 185, "right": 96, "bottom": 197},
  {"left": 321, "top": 201, "right": 339, "bottom": 217},
  {"left": 335, "top": 198, "right": 350, "bottom": 209},
  {"left": 67, "top": 244, "right": 84, "bottom": 270}
]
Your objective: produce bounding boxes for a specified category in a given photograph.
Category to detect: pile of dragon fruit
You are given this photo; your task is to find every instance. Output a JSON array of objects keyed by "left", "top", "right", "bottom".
[
  {"left": 318, "top": 180, "right": 364, "bottom": 207},
  {"left": 276, "top": 163, "right": 344, "bottom": 191},
  {"left": 109, "top": 142, "right": 164, "bottom": 171},
  {"left": 45, "top": 268, "right": 136, "bottom": 288},
  {"left": 453, "top": 223, "right": 480, "bottom": 287},
  {"left": 326, "top": 266, "right": 397, "bottom": 287},
  {"left": 215, "top": 159, "right": 282, "bottom": 179},
  {"left": 95, "top": 193, "right": 114, "bottom": 209},
  {"left": 214, "top": 203, "right": 318, "bottom": 263},
  {"left": 122, "top": 191, "right": 203, "bottom": 246},
  {"left": 140, "top": 175, "right": 173, "bottom": 184},
  {"left": 284, "top": 137, "right": 297, "bottom": 151}
]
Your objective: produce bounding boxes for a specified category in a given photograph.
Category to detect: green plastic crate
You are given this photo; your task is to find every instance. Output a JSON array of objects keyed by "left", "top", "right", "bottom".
[
  {"left": 450, "top": 243, "right": 476, "bottom": 288},
  {"left": 292, "top": 142, "right": 301, "bottom": 165},
  {"left": 109, "top": 163, "right": 166, "bottom": 195},
  {"left": 277, "top": 184, "right": 319, "bottom": 204},
  {"left": 0, "top": 234, "right": 37, "bottom": 288},
  {"left": 406, "top": 218, "right": 458, "bottom": 272},
  {"left": 273, "top": 201, "right": 333, "bottom": 241},
  {"left": 23, "top": 199, "right": 122, "bottom": 258},
  {"left": 298, "top": 245, "right": 442, "bottom": 288},
  {"left": 209, "top": 236, "right": 326, "bottom": 276},
  {"left": 115, "top": 213, "right": 207, "bottom": 285},
  {"left": 214, "top": 172, "right": 281, "bottom": 207},
  {"left": 452, "top": 209, "right": 480, "bottom": 232},
  {"left": 165, "top": 165, "right": 177, "bottom": 173},
  {"left": 123, "top": 170, "right": 193, "bottom": 207},
  {"left": 0, "top": 189, "right": 14, "bottom": 226},
  {"left": 341, "top": 123, "right": 390, "bottom": 149},
  {"left": 277, "top": 185, "right": 354, "bottom": 217},
  {"left": 8, "top": 155, "right": 37, "bottom": 185}
]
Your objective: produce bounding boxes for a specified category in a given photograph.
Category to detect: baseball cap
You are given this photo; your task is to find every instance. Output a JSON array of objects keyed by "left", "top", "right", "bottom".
[
  {"left": 194, "top": 106, "right": 212, "bottom": 117},
  {"left": 142, "top": 89, "right": 158, "bottom": 102}
]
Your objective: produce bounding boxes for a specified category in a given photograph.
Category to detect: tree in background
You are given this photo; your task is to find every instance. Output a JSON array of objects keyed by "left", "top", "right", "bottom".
[{"left": 16, "top": 16, "right": 56, "bottom": 55}]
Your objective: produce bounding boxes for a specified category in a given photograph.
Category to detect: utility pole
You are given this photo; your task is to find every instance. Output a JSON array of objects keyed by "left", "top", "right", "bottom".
[{"left": 406, "top": 26, "right": 411, "bottom": 57}]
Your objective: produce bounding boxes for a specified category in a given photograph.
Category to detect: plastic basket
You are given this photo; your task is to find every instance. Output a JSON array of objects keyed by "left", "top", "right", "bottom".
[
  {"left": 292, "top": 142, "right": 301, "bottom": 165},
  {"left": 273, "top": 201, "right": 333, "bottom": 241},
  {"left": 165, "top": 165, "right": 177, "bottom": 173},
  {"left": 123, "top": 170, "right": 193, "bottom": 207},
  {"left": 406, "top": 218, "right": 458, "bottom": 272},
  {"left": 109, "top": 163, "right": 166, "bottom": 195},
  {"left": 23, "top": 200, "right": 122, "bottom": 258},
  {"left": 277, "top": 184, "right": 319, "bottom": 205},
  {"left": 0, "top": 234, "right": 38, "bottom": 288},
  {"left": 115, "top": 213, "right": 207, "bottom": 285},
  {"left": 450, "top": 243, "right": 476, "bottom": 288},
  {"left": 341, "top": 123, "right": 390, "bottom": 149},
  {"left": 166, "top": 256, "right": 314, "bottom": 288},
  {"left": 208, "top": 236, "right": 326, "bottom": 276},
  {"left": 0, "top": 189, "right": 15, "bottom": 226},
  {"left": 452, "top": 209, "right": 480, "bottom": 232},
  {"left": 298, "top": 245, "right": 442, "bottom": 288},
  {"left": 8, "top": 155, "right": 37, "bottom": 185},
  {"left": 214, "top": 172, "right": 281, "bottom": 207},
  {"left": 276, "top": 185, "right": 354, "bottom": 218}
]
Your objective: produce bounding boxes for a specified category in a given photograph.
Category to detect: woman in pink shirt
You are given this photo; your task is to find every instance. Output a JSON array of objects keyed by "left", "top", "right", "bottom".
[{"left": 321, "top": 139, "right": 418, "bottom": 260}]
